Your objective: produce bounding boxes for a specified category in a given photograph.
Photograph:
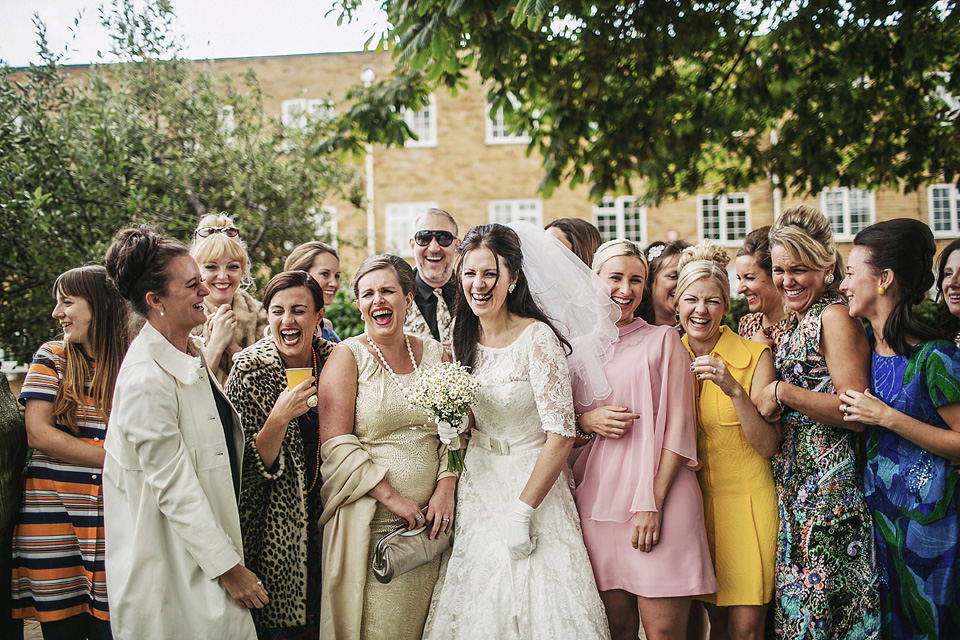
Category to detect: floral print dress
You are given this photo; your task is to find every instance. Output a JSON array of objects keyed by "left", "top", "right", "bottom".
[{"left": 773, "top": 291, "right": 880, "bottom": 639}]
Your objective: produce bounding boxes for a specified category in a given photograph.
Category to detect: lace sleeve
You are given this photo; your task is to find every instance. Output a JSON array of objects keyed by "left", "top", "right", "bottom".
[{"left": 527, "top": 323, "right": 576, "bottom": 437}]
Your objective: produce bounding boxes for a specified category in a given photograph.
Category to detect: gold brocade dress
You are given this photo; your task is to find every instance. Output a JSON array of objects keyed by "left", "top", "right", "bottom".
[{"left": 343, "top": 337, "right": 448, "bottom": 640}]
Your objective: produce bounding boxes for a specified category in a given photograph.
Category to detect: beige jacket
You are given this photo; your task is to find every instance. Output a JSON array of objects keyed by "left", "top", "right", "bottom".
[{"left": 103, "top": 321, "right": 255, "bottom": 640}]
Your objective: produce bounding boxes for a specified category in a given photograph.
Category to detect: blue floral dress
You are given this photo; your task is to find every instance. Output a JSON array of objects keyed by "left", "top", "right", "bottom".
[
  {"left": 773, "top": 291, "right": 880, "bottom": 638},
  {"left": 868, "top": 341, "right": 960, "bottom": 639}
]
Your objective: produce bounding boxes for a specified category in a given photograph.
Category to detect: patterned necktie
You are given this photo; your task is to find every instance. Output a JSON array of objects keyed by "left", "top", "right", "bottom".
[{"left": 434, "top": 287, "right": 452, "bottom": 343}]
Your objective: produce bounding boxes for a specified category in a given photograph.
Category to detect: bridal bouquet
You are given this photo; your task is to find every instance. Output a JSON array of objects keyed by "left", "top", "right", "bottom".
[{"left": 410, "top": 361, "right": 479, "bottom": 473}]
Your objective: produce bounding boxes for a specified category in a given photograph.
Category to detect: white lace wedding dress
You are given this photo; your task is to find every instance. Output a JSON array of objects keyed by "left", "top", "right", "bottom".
[{"left": 422, "top": 322, "right": 610, "bottom": 640}]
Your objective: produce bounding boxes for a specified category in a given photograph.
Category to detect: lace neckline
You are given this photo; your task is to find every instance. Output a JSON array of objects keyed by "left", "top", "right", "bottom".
[{"left": 477, "top": 321, "right": 539, "bottom": 352}]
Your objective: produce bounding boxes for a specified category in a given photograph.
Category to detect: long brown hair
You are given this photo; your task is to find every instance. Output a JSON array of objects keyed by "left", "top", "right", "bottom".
[
  {"left": 453, "top": 224, "right": 570, "bottom": 371},
  {"left": 51, "top": 265, "right": 129, "bottom": 434}
]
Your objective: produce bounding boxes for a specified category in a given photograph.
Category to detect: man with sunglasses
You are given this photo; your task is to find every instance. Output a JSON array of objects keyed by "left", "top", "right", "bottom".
[{"left": 405, "top": 208, "right": 460, "bottom": 353}]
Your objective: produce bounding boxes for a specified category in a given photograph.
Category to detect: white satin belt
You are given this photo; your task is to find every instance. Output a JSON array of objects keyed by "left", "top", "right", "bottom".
[{"left": 469, "top": 430, "right": 546, "bottom": 456}]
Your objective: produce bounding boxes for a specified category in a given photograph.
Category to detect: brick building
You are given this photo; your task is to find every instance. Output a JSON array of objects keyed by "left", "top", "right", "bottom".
[{"left": 203, "top": 50, "right": 960, "bottom": 286}]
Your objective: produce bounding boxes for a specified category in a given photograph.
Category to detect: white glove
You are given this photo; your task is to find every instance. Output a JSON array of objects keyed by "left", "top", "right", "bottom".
[
  {"left": 437, "top": 420, "right": 459, "bottom": 445},
  {"left": 505, "top": 499, "right": 537, "bottom": 560}
]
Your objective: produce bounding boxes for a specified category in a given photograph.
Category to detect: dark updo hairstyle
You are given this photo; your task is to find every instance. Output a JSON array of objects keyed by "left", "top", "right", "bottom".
[
  {"left": 544, "top": 218, "right": 603, "bottom": 267},
  {"left": 263, "top": 271, "right": 325, "bottom": 313},
  {"left": 453, "top": 224, "right": 570, "bottom": 371},
  {"left": 737, "top": 226, "right": 773, "bottom": 276},
  {"left": 351, "top": 254, "right": 417, "bottom": 299},
  {"left": 935, "top": 238, "right": 960, "bottom": 341},
  {"left": 637, "top": 239, "right": 691, "bottom": 323},
  {"left": 104, "top": 225, "right": 190, "bottom": 316},
  {"left": 853, "top": 218, "right": 943, "bottom": 355}
]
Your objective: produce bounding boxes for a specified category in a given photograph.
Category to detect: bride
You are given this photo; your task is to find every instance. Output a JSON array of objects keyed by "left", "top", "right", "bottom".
[{"left": 423, "top": 223, "right": 610, "bottom": 639}]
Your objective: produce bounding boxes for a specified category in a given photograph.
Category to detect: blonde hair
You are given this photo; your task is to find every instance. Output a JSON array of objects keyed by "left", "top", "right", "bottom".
[
  {"left": 768, "top": 205, "right": 843, "bottom": 287},
  {"left": 591, "top": 239, "right": 648, "bottom": 276},
  {"left": 676, "top": 241, "right": 732, "bottom": 312},
  {"left": 190, "top": 213, "right": 253, "bottom": 290}
]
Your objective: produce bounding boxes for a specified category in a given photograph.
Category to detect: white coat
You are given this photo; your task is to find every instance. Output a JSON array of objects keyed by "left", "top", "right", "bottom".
[{"left": 103, "top": 321, "right": 256, "bottom": 640}]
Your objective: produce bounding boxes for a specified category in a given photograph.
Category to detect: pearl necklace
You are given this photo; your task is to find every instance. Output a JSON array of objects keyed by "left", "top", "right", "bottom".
[{"left": 365, "top": 333, "right": 418, "bottom": 404}]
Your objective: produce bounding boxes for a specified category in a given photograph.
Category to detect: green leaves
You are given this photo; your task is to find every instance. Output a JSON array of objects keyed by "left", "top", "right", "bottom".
[
  {"left": 339, "top": 0, "right": 960, "bottom": 204},
  {"left": 0, "top": 3, "right": 359, "bottom": 365}
]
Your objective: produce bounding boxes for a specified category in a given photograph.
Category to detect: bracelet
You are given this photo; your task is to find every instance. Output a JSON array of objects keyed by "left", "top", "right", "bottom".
[
  {"left": 575, "top": 413, "right": 595, "bottom": 440},
  {"left": 775, "top": 381, "right": 785, "bottom": 411}
]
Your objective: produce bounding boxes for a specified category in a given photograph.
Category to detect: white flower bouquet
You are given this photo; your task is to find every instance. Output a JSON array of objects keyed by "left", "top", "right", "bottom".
[{"left": 410, "top": 361, "right": 479, "bottom": 473}]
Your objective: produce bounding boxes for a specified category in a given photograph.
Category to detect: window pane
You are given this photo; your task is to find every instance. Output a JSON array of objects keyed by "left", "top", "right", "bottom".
[
  {"left": 700, "top": 196, "right": 720, "bottom": 240},
  {"left": 822, "top": 191, "right": 845, "bottom": 235},
  {"left": 848, "top": 189, "right": 871, "bottom": 235},
  {"left": 932, "top": 186, "right": 953, "bottom": 231},
  {"left": 623, "top": 199, "right": 644, "bottom": 242}
]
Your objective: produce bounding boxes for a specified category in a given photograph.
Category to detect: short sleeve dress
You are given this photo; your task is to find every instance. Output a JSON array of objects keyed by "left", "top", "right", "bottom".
[
  {"left": 867, "top": 341, "right": 960, "bottom": 639},
  {"left": 574, "top": 319, "right": 717, "bottom": 598},
  {"left": 683, "top": 326, "right": 777, "bottom": 606},
  {"left": 11, "top": 342, "right": 109, "bottom": 623}
]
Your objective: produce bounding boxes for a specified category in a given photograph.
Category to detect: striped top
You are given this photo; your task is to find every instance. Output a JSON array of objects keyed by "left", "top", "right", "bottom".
[{"left": 12, "top": 341, "right": 109, "bottom": 622}]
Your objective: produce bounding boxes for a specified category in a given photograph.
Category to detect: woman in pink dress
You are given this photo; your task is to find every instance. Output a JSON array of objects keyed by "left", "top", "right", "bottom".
[{"left": 574, "top": 239, "right": 717, "bottom": 640}]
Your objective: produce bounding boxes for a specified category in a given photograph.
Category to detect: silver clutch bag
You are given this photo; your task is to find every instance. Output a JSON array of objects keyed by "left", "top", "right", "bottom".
[{"left": 371, "top": 521, "right": 454, "bottom": 584}]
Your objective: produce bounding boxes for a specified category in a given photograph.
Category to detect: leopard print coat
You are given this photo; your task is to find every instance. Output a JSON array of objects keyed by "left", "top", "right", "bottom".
[{"left": 225, "top": 335, "right": 334, "bottom": 627}]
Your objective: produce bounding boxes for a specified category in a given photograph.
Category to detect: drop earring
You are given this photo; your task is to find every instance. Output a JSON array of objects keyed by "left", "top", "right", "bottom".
[{"left": 508, "top": 283, "right": 517, "bottom": 293}]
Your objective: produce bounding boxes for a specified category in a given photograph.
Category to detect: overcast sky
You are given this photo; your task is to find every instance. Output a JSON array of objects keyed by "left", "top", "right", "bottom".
[{"left": 0, "top": 0, "right": 388, "bottom": 67}]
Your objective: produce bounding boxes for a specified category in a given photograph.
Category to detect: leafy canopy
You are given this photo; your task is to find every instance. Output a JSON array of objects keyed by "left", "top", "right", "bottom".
[
  {"left": 0, "top": 1, "right": 360, "bottom": 364},
  {"left": 332, "top": 0, "right": 960, "bottom": 202}
]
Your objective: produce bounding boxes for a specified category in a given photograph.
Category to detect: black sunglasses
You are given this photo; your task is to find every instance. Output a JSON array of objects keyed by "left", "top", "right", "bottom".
[
  {"left": 414, "top": 230, "right": 456, "bottom": 247},
  {"left": 196, "top": 226, "right": 239, "bottom": 238}
]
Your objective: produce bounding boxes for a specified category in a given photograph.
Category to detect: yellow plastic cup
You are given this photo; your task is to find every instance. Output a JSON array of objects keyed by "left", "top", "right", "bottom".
[{"left": 285, "top": 368, "right": 312, "bottom": 391}]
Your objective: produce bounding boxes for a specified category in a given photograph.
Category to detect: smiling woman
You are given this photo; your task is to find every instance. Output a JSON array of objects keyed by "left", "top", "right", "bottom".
[
  {"left": 758, "top": 206, "right": 880, "bottom": 638},
  {"left": 675, "top": 242, "right": 780, "bottom": 640},
  {"left": 316, "top": 254, "right": 454, "bottom": 639},
  {"left": 11, "top": 266, "right": 128, "bottom": 639},
  {"left": 225, "top": 271, "right": 334, "bottom": 635},
  {"left": 103, "top": 225, "right": 261, "bottom": 640},
  {"left": 191, "top": 213, "right": 268, "bottom": 383}
]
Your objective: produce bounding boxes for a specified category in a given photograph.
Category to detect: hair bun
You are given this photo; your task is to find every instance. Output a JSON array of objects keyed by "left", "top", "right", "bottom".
[
  {"left": 678, "top": 240, "right": 730, "bottom": 272},
  {"left": 105, "top": 225, "right": 161, "bottom": 301}
]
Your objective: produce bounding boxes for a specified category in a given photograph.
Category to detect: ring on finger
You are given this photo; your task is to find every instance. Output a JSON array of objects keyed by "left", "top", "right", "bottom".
[
  {"left": 307, "top": 395, "right": 318, "bottom": 408},
  {"left": 442, "top": 517, "right": 450, "bottom": 522},
  {"left": 415, "top": 514, "right": 424, "bottom": 522},
  {"left": 712, "top": 366, "right": 717, "bottom": 374},
  {"left": 840, "top": 404, "right": 847, "bottom": 414}
]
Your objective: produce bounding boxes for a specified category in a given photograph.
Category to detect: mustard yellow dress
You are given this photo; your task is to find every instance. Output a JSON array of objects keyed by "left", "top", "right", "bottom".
[{"left": 683, "top": 326, "right": 778, "bottom": 606}]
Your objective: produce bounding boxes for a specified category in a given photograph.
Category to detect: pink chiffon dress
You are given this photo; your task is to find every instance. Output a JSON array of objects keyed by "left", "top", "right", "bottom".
[{"left": 573, "top": 318, "right": 717, "bottom": 597}]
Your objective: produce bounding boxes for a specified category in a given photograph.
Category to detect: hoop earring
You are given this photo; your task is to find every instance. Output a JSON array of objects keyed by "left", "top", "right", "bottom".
[
  {"left": 508, "top": 283, "right": 517, "bottom": 293},
  {"left": 824, "top": 273, "right": 835, "bottom": 286}
]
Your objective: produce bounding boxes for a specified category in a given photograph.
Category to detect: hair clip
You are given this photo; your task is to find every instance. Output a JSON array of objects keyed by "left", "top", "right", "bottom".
[{"left": 647, "top": 245, "right": 665, "bottom": 261}]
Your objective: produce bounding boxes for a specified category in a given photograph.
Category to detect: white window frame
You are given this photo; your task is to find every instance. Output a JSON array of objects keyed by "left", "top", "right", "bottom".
[
  {"left": 819, "top": 187, "right": 875, "bottom": 241},
  {"left": 402, "top": 94, "right": 438, "bottom": 148},
  {"left": 488, "top": 199, "right": 543, "bottom": 226},
  {"left": 928, "top": 184, "right": 960, "bottom": 238},
  {"left": 281, "top": 98, "right": 335, "bottom": 130},
  {"left": 385, "top": 201, "right": 439, "bottom": 257},
  {"left": 592, "top": 196, "right": 647, "bottom": 245},
  {"left": 485, "top": 95, "right": 532, "bottom": 145},
  {"left": 696, "top": 192, "right": 751, "bottom": 246}
]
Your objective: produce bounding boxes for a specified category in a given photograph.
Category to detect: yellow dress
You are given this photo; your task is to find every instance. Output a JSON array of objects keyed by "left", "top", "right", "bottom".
[{"left": 683, "top": 326, "right": 778, "bottom": 606}]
